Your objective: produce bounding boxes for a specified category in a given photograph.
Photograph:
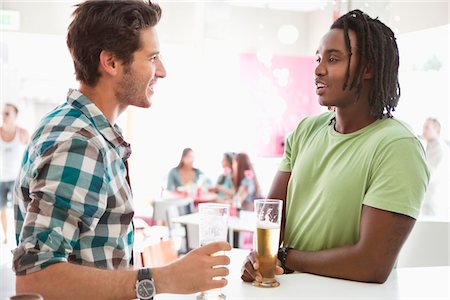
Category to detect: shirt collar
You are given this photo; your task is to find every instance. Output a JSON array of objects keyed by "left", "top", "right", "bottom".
[{"left": 66, "top": 89, "right": 131, "bottom": 160}]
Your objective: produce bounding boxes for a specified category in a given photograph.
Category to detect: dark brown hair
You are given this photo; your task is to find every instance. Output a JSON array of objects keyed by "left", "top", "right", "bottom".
[
  {"left": 331, "top": 9, "right": 400, "bottom": 119},
  {"left": 177, "top": 148, "right": 194, "bottom": 169},
  {"left": 233, "top": 153, "right": 261, "bottom": 197},
  {"left": 67, "top": 0, "right": 162, "bottom": 86},
  {"left": 4, "top": 103, "right": 19, "bottom": 115}
]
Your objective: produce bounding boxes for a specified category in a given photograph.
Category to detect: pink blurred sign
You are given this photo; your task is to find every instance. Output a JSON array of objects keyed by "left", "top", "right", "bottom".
[{"left": 240, "top": 53, "right": 322, "bottom": 156}]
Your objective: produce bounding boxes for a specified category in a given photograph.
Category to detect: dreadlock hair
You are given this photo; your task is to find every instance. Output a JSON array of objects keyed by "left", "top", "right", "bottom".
[{"left": 331, "top": 9, "right": 400, "bottom": 119}]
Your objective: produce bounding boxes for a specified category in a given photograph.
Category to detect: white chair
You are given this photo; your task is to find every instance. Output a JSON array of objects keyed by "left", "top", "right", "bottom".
[
  {"left": 397, "top": 220, "right": 449, "bottom": 268},
  {"left": 166, "top": 202, "right": 195, "bottom": 253}
]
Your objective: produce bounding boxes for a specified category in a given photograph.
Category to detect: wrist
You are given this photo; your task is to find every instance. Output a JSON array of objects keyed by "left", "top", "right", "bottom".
[
  {"left": 151, "top": 266, "right": 171, "bottom": 294},
  {"left": 278, "top": 247, "right": 295, "bottom": 274}
]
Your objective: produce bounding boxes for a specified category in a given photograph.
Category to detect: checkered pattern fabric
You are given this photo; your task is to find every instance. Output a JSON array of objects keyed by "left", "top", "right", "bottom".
[{"left": 13, "top": 89, "right": 134, "bottom": 275}]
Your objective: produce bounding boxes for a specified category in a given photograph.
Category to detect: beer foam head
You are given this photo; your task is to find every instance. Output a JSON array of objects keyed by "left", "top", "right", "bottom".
[{"left": 257, "top": 221, "right": 280, "bottom": 229}]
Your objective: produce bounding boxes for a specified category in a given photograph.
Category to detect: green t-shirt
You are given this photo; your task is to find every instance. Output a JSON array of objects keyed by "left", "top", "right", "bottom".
[{"left": 279, "top": 112, "right": 429, "bottom": 251}]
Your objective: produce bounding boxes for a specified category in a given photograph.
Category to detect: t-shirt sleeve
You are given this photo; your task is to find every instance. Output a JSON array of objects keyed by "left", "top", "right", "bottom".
[
  {"left": 363, "top": 138, "right": 430, "bottom": 219},
  {"left": 13, "top": 138, "right": 107, "bottom": 275},
  {"left": 167, "top": 169, "right": 176, "bottom": 190},
  {"left": 279, "top": 132, "right": 293, "bottom": 172}
]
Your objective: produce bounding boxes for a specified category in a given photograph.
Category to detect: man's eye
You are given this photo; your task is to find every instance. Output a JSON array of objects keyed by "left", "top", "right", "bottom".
[
  {"left": 329, "top": 57, "right": 337, "bottom": 63},
  {"left": 316, "top": 57, "right": 321, "bottom": 63},
  {"left": 150, "top": 54, "right": 160, "bottom": 62}
]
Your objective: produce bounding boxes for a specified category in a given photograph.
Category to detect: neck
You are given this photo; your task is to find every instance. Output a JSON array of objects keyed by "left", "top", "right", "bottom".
[
  {"left": 79, "top": 82, "right": 127, "bottom": 125},
  {"left": 334, "top": 108, "right": 377, "bottom": 134},
  {"left": 334, "top": 86, "right": 377, "bottom": 134},
  {"left": 427, "top": 138, "right": 438, "bottom": 145},
  {"left": 1, "top": 123, "right": 16, "bottom": 132}
]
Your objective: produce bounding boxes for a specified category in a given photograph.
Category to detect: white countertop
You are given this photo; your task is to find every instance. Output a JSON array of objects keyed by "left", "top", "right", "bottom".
[
  {"left": 2, "top": 249, "right": 448, "bottom": 300},
  {"left": 156, "top": 248, "right": 450, "bottom": 300}
]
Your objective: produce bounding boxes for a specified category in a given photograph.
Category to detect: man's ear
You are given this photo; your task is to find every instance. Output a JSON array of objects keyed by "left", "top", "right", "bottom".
[
  {"left": 98, "top": 50, "right": 119, "bottom": 76},
  {"left": 362, "top": 64, "right": 373, "bottom": 79}
]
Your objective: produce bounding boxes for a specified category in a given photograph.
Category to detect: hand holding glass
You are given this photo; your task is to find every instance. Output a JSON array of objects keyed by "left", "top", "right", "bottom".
[
  {"left": 253, "top": 199, "right": 283, "bottom": 288},
  {"left": 197, "top": 203, "right": 230, "bottom": 300}
]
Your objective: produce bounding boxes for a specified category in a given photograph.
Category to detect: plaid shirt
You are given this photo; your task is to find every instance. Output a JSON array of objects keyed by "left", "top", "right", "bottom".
[{"left": 13, "top": 89, "right": 134, "bottom": 275}]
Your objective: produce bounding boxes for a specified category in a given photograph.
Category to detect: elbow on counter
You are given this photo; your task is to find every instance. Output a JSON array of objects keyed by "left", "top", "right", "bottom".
[{"left": 365, "top": 264, "right": 394, "bottom": 284}]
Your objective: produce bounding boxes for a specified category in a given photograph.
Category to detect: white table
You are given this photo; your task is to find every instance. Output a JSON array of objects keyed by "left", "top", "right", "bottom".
[
  {"left": 156, "top": 248, "right": 450, "bottom": 300},
  {"left": 2, "top": 250, "right": 448, "bottom": 299},
  {"left": 152, "top": 197, "right": 194, "bottom": 223}
]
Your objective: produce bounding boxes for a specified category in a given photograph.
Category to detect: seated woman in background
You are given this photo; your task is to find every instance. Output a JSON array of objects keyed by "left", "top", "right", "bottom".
[
  {"left": 233, "top": 153, "right": 262, "bottom": 211},
  {"left": 213, "top": 152, "right": 235, "bottom": 200},
  {"left": 167, "top": 148, "right": 205, "bottom": 193}
]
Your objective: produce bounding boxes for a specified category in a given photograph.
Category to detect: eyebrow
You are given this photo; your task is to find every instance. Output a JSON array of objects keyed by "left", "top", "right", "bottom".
[
  {"left": 147, "top": 51, "right": 160, "bottom": 58},
  {"left": 315, "top": 49, "right": 345, "bottom": 55}
]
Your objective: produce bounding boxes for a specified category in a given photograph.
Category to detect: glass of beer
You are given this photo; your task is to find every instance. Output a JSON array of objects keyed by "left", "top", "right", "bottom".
[
  {"left": 197, "top": 203, "right": 230, "bottom": 300},
  {"left": 253, "top": 199, "right": 282, "bottom": 288}
]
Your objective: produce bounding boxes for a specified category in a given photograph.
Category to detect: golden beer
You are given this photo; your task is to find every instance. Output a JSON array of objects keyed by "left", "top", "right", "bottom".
[{"left": 255, "top": 223, "right": 280, "bottom": 287}]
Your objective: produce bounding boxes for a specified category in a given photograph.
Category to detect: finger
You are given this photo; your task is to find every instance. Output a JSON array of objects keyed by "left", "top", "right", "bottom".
[
  {"left": 243, "top": 259, "right": 259, "bottom": 278},
  {"left": 247, "top": 251, "right": 259, "bottom": 269},
  {"left": 200, "top": 241, "right": 232, "bottom": 255},
  {"left": 240, "top": 268, "right": 262, "bottom": 282},
  {"left": 243, "top": 263, "right": 261, "bottom": 282},
  {"left": 275, "top": 266, "right": 284, "bottom": 275},
  {"left": 209, "top": 254, "right": 230, "bottom": 266},
  {"left": 240, "top": 269, "right": 254, "bottom": 282},
  {"left": 207, "top": 278, "right": 228, "bottom": 290},
  {"left": 211, "top": 266, "right": 229, "bottom": 277}
]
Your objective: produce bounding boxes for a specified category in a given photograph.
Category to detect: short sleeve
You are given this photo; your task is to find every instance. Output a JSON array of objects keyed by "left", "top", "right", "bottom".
[
  {"left": 279, "top": 133, "right": 293, "bottom": 172},
  {"left": 167, "top": 168, "right": 177, "bottom": 190},
  {"left": 363, "top": 138, "right": 430, "bottom": 219},
  {"left": 13, "top": 138, "right": 107, "bottom": 275}
]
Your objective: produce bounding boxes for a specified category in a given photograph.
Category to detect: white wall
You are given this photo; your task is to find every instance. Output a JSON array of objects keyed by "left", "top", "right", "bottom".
[{"left": 1, "top": 0, "right": 449, "bottom": 206}]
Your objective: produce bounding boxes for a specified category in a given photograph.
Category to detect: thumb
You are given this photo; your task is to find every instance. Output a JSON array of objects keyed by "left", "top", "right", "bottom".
[{"left": 275, "top": 266, "right": 284, "bottom": 275}]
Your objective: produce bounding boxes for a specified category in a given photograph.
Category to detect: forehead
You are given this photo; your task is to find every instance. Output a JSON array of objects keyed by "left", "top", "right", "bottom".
[
  {"left": 3, "top": 105, "right": 16, "bottom": 112},
  {"left": 137, "top": 27, "right": 159, "bottom": 53},
  {"left": 425, "top": 120, "right": 438, "bottom": 128},
  {"left": 317, "top": 28, "right": 358, "bottom": 54}
]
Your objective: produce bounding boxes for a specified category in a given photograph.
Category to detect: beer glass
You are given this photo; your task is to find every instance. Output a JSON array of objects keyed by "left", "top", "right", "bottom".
[
  {"left": 197, "top": 203, "right": 230, "bottom": 300},
  {"left": 253, "top": 199, "right": 282, "bottom": 288}
]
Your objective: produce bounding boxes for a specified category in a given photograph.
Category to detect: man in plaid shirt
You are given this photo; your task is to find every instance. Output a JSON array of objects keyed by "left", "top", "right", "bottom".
[{"left": 13, "top": 1, "right": 231, "bottom": 299}]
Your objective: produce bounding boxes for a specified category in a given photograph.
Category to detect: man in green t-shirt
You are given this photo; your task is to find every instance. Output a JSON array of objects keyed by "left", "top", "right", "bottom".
[{"left": 241, "top": 9, "right": 429, "bottom": 284}]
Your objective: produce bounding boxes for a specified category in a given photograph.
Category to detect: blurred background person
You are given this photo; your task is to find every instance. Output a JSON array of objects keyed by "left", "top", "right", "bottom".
[
  {"left": 0, "top": 103, "right": 30, "bottom": 244},
  {"left": 421, "top": 117, "right": 449, "bottom": 219},
  {"left": 212, "top": 152, "right": 235, "bottom": 200},
  {"left": 232, "top": 152, "right": 262, "bottom": 211},
  {"left": 167, "top": 148, "right": 208, "bottom": 194}
]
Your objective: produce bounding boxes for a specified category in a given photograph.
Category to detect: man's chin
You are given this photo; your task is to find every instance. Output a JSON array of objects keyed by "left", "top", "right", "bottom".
[
  {"left": 134, "top": 98, "right": 152, "bottom": 109},
  {"left": 318, "top": 98, "right": 329, "bottom": 107}
]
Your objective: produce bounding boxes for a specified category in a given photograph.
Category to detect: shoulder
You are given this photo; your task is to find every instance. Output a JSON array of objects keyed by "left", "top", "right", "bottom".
[
  {"left": 369, "top": 119, "right": 427, "bottom": 170},
  {"left": 30, "top": 104, "right": 104, "bottom": 157},
  {"left": 371, "top": 118, "right": 424, "bottom": 151},
  {"left": 375, "top": 118, "right": 418, "bottom": 139},
  {"left": 287, "top": 112, "right": 333, "bottom": 143},
  {"left": 168, "top": 167, "right": 179, "bottom": 176},
  {"left": 18, "top": 127, "right": 30, "bottom": 144}
]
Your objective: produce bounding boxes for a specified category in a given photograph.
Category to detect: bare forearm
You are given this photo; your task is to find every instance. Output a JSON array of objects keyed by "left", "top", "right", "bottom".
[
  {"left": 286, "top": 245, "right": 392, "bottom": 283},
  {"left": 15, "top": 242, "right": 232, "bottom": 299},
  {"left": 217, "top": 186, "right": 234, "bottom": 197},
  {"left": 16, "top": 262, "right": 138, "bottom": 300}
]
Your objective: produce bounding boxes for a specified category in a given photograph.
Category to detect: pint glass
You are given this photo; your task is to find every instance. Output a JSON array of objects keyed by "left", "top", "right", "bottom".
[
  {"left": 197, "top": 203, "right": 230, "bottom": 299},
  {"left": 253, "top": 199, "right": 282, "bottom": 288}
]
